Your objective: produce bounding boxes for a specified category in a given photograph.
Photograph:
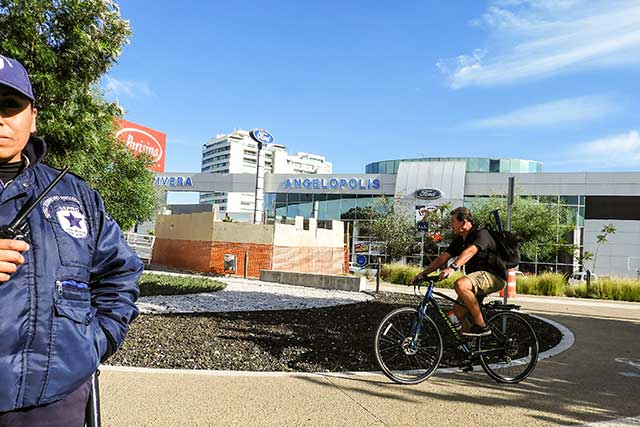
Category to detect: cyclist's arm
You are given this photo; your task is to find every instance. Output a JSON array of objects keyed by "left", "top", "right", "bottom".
[
  {"left": 441, "top": 245, "right": 478, "bottom": 277},
  {"left": 453, "top": 244, "right": 478, "bottom": 268},
  {"left": 417, "top": 252, "right": 452, "bottom": 277}
]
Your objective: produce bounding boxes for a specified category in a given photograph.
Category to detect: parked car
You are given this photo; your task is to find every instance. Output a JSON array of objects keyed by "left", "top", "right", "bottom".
[
  {"left": 568, "top": 271, "right": 598, "bottom": 286},
  {"left": 513, "top": 270, "right": 527, "bottom": 279},
  {"left": 349, "top": 262, "right": 378, "bottom": 277}
]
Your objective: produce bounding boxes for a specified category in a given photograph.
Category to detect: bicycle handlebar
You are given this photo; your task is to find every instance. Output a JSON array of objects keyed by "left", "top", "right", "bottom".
[{"left": 413, "top": 275, "right": 439, "bottom": 294}]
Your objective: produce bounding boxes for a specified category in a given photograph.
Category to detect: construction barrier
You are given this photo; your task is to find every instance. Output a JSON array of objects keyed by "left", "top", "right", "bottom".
[{"left": 499, "top": 269, "right": 517, "bottom": 298}]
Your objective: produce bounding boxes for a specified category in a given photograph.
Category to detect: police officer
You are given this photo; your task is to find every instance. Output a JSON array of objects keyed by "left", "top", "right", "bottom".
[{"left": 0, "top": 55, "right": 142, "bottom": 426}]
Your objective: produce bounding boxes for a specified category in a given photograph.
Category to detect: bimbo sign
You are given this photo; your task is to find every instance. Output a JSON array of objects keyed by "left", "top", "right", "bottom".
[{"left": 116, "top": 119, "right": 167, "bottom": 172}]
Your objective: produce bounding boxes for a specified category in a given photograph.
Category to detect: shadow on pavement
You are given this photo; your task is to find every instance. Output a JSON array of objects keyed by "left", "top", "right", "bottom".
[{"left": 295, "top": 313, "right": 640, "bottom": 426}]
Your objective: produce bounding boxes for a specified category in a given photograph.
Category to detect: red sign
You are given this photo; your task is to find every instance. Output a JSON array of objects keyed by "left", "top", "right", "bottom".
[{"left": 116, "top": 119, "right": 166, "bottom": 172}]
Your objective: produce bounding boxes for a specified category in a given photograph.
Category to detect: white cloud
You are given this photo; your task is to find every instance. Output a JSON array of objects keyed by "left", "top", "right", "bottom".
[
  {"left": 465, "top": 95, "right": 617, "bottom": 129},
  {"left": 438, "top": 0, "right": 640, "bottom": 88},
  {"left": 578, "top": 130, "right": 640, "bottom": 161},
  {"left": 104, "top": 76, "right": 154, "bottom": 98},
  {"left": 548, "top": 130, "right": 640, "bottom": 168}
]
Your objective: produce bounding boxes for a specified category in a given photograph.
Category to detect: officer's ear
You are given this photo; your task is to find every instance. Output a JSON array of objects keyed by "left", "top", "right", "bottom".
[{"left": 30, "top": 106, "right": 37, "bottom": 133}]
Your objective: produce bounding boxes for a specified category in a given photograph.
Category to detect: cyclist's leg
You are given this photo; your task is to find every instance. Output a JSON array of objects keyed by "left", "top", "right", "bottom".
[
  {"left": 452, "top": 299, "right": 469, "bottom": 329},
  {"left": 453, "top": 275, "right": 485, "bottom": 327}
]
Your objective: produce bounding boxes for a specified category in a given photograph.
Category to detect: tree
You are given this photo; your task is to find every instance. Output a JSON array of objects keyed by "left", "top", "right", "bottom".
[
  {"left": 340, "top": 206, "right": 379, "bottom": 238},
  {"left": 0, "top": 0, "right": 155, "bottom": 230},
  {"left": 417, "top": 203, "right": 453, "bottom": 263},
  {"left": 369, "top": 197, "right": 420, "bottom": 262},
  {"left": 585, "top": 223, "right": 616, "bottom": 274},
  {"left": 471, "top": 195, "right": 577, "bottom": 263}
]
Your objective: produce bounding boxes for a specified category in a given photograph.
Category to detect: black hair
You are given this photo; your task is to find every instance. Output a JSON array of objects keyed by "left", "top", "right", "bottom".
[{"left": 450, "top": 206, "right": 473, "bottom": 224}]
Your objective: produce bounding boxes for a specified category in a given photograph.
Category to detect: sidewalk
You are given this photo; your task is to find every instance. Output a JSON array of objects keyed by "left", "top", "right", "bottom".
[{"left": 98, "top": 278, "right": 640, "bottom": 426}]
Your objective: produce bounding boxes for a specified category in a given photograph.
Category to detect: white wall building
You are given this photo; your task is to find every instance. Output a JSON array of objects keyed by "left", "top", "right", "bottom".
[{"left": 200, "top": 129, "right": 332, "bottom": 221}]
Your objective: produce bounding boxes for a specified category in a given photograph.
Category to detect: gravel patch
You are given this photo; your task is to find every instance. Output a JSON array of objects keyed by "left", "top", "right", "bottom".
[
  {"left": 137, "top": 277, "right": 373, "bottom": 314},
  {"left": 111, "top": 291, "right": 561, "bottom": 372}
]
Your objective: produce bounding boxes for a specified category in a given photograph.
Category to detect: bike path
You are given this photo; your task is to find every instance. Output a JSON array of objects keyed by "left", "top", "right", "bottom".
[{"left": 99, "top": 285, "right": 640, "bottom": 426}]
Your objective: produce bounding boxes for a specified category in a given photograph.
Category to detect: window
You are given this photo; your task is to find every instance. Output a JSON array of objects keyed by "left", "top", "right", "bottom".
[{"left": 585, "top": 196, "right": 640, "bottom": 220}]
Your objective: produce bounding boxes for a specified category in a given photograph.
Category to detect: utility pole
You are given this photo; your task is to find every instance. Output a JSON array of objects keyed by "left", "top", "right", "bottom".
[
  {"left": 249, "top": 129, "right": 274, "bottom": 224},
  {"left": 504, "top": 176, "right": 515, "bottom": 305}
]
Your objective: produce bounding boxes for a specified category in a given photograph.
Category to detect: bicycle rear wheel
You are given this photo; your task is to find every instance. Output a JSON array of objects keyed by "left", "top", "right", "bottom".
[
  {"left": 374, "top": 307, "right": 442, "bottom": 385},
  {"left": 478, "top": 311, "right": 539, "bottom": 383}
]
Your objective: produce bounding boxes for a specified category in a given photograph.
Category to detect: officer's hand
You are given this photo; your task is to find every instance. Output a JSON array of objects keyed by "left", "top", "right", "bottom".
[{"left": 0, "top": 239, "right": 29, "bottom": 282}]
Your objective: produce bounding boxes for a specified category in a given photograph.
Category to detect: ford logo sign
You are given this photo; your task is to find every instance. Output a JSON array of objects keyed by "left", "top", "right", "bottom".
[
  {"left": 414, "top": 188, "right": 442, "bottom": 200},
  {"left": 249, "top": 129, "right": 274, "bottom": 146}
]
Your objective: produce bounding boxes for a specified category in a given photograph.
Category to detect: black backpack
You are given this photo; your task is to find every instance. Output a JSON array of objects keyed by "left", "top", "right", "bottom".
[
  {"left": 484, "top": 225, "right": 520, "bottom": 269},
  {"left": 484, "top": 210, "right": 521, "bottom": 269}
]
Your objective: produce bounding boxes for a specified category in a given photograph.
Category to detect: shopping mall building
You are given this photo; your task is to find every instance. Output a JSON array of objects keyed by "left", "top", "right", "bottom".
[{"left": 156, "top": 157, "right": 640, "bottom": 278}]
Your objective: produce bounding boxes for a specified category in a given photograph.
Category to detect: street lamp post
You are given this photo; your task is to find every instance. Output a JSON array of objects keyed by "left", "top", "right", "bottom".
[
  {"left": 252, "top": 140, "right": 262, "bottom": 224},
  {"left": 249, "top": 129, "right": 274, "bottom": 224}
]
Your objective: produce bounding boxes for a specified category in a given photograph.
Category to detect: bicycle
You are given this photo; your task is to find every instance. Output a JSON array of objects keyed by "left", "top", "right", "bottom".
[{"left": 374, "top": 276, "right": 539, "bottom": 384}]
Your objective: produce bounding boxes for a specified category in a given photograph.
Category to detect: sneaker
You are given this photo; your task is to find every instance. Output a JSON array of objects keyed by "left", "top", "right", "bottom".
[{"left": 462, "top": 324, "right": 491, "bottom": 337}]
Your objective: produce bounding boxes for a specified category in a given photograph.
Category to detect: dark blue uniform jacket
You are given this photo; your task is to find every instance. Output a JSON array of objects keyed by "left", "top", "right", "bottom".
[{"left": 0, "top": 136, "right": 142, "bottom": 411}]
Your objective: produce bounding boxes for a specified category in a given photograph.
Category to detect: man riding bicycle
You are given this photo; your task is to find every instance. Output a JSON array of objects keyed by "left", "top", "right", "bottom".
[{"left": 412, "top": 207, "right": 506, "bottom": 337}]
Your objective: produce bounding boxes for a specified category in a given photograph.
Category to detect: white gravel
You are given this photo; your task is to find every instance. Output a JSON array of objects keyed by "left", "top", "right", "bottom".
[{"left": 137, "top": 272, "right": 373, "bottom": 314}]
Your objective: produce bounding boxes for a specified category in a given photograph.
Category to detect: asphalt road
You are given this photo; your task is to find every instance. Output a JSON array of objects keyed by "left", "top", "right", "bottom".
[{"left": 99, "top": 288, "right": 640, "bottom": 427}]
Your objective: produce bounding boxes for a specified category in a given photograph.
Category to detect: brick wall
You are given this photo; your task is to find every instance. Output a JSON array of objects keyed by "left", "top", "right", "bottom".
[
  {"left": 153, "top": 240, "right": 348, "bottom": 277},
  {"left": 210, "top": 241, "right": 273, "bottom": 278},
  {"left": 152, "top": 239, "right": 214, "bottom": 272},
  {"left": 272, "top": 246, "right": 344, "bottom": 274}
]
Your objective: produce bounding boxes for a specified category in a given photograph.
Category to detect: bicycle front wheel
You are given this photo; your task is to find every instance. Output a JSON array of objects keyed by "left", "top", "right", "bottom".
[
  {"left": 478, "top": 311, "right": 539, "bottom": 383},
  {"left": 374, "top": 307, "right": 443, "bottom": 385}
]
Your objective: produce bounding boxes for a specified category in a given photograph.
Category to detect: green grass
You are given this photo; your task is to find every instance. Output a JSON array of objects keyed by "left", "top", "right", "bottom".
[
  {"left": 381, "top": 264, "right": 640, "bottom": 302},
  {"left": 516, "top": 273, "right": 566, "bottom": 297},
  {"left": 518, "top": 273, "right": 640, "bottom": 302},
  {"left": 138, "top": 273, "right": 226, "bottom": 297},
  {"left": 380, "top": 263, "right": 422, "bottom": 286},
  {"left": 565, "top": 277, "right": 640, "bottom": 302},
  {"left": 380, "top": 263, "right": 460, "bottom": 288}
]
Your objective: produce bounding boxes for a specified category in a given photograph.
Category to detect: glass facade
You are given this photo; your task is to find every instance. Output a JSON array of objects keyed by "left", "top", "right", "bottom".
[
  {"left": 266, "top": 193, "right": 381, "bottom": 222},
  {"left": 267, "top": 190, "right": 587, "bottom": 275},
  {"left": 365, "top": 157, "right": 543, "bottom": 174},
  {"left": 464, "top": 194, "right": 586, "bottom": 275}
]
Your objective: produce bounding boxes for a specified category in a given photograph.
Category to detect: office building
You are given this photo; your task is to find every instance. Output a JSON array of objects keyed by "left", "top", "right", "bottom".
[{"left": 199, "top": 129, "right": 332, "bottom": 221}]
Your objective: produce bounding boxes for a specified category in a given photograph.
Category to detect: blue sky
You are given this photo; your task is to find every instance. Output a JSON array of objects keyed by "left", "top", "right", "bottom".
[{"left": 104, "top": 0, "right": 640, "bottom": 203}]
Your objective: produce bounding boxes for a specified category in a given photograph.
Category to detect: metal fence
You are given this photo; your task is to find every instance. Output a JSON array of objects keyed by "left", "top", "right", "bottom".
[{"left": 124, "top": 232, "right": 156, "bottom": 264}]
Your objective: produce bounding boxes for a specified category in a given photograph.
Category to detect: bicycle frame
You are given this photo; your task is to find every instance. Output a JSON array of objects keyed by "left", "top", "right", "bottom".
[
  {"left": 411, "top": 282, "right": 471, "bottom": 353},
  {"left": 411, "top": 280, "right": 514, "bottom": 360}
]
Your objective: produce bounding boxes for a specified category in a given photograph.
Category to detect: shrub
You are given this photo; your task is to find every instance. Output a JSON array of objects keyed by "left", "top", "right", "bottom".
[
  {"left": 138, "top": 273, "right": 226, "bottom": 297},
  {"left": 381, "top": 263, "right": 422, "bottom": 286},
  {"left": 517, "top": 273, "right": 640, "bottom": 302},
  {"left": 587, "top": 277, "right": 640, "bottom": 302},
  {"left": 516, "top": 273, "right": 566, "bottom": 296},
  {"left": 380, "top": 263, "right": 460, "bottom": 288}
]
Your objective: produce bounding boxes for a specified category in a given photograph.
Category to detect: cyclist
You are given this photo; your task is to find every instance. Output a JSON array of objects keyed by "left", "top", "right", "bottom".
[{"left": 412, "top": 207, "right": 506, "bottom": 337}]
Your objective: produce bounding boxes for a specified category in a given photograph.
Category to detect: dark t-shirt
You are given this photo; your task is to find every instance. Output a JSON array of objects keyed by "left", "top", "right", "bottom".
[
  {"left": 445, "top": 226, "right": 506, "bottom": 280},
  {"left": 0, "top": 159, "right": 26, "bottom": 187}
]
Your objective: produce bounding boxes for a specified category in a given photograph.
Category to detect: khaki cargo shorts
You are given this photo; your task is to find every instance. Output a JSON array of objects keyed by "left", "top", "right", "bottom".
[{"left": 465, "top": 271, "right": 505, "bottom": 297}]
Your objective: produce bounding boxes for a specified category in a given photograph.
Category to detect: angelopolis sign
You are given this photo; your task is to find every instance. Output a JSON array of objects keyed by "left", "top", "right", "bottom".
[
  {"left": 414, "top": 188, "right": 442, "bottom": 200},
  {"left": 116, "top": 119, "right": 167, "bottom": 172}
]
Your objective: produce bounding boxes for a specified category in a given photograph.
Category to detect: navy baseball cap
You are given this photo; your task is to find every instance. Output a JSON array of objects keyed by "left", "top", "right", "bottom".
[{"left": 0, "top": 55, "right": 35, "bottom": 102}]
